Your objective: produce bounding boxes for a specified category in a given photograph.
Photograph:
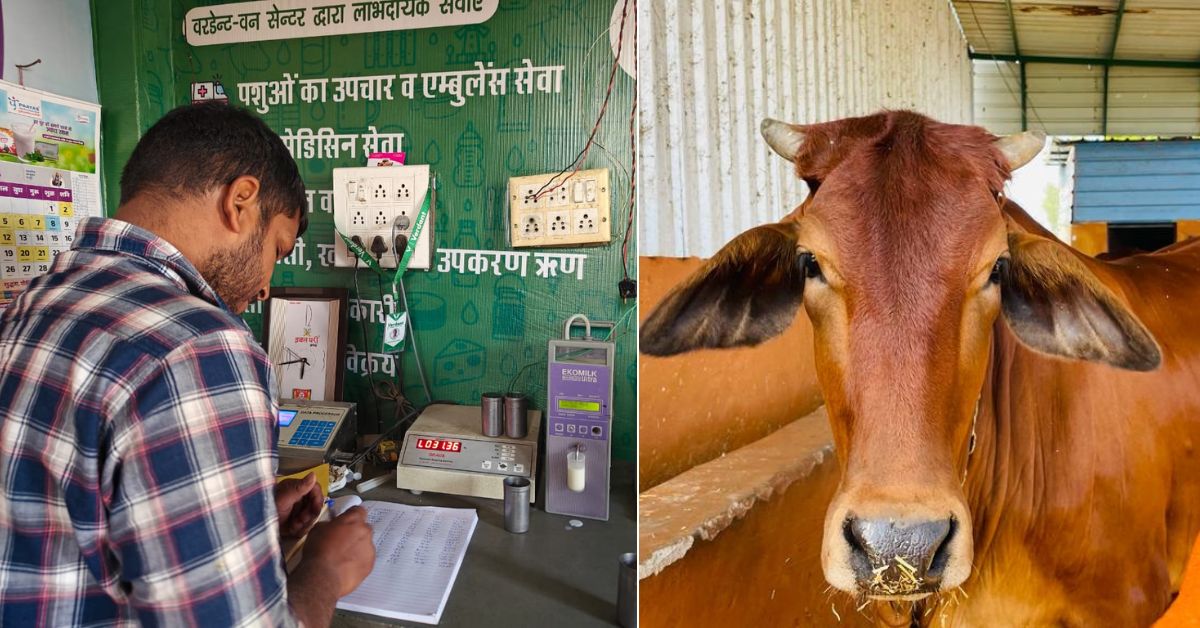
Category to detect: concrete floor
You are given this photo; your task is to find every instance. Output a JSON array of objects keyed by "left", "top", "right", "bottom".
[{"left": 331, "top": 460, "right": 635, "bottom": 627}]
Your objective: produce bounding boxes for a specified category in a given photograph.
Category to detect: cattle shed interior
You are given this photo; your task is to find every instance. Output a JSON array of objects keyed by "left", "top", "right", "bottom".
[
  {"left": 959, "top": 0, "right": 1200, "bottom": 136},
  {"left": 954, "top": 0, "right": 1200, "bottom": 255},
  {"left": 639, "top": 2, "right": 1200, "bottom": 626}
]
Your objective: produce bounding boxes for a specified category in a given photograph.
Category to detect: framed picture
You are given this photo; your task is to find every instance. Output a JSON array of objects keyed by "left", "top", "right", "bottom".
[{"left": 262, "top": 287, "right": 349, "bottom": 402}]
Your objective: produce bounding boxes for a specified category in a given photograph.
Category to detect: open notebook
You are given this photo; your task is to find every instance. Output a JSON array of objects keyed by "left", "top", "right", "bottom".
[{"left": 292, "top": 496, "right": 478, "bottom": 625}]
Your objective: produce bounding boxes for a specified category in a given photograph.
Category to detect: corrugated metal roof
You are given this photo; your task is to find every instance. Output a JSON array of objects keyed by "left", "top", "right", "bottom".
[{"left": 952, "top": 1, "right": 1200, "bottom": 136}]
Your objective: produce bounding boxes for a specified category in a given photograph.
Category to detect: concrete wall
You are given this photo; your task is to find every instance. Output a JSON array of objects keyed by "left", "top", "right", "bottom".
[
  {"left": 639, "top": 0, "right": 973, "bottom": 258},
  {"left": 2, "top": 0, "right": 97, "bottom": 103}
]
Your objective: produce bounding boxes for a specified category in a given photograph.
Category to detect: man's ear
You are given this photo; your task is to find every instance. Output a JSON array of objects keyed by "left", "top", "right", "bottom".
[
  {"left": 640, "top": 222, "right": 808, "bottom": 356},
  {"left": 1001, "top": 230, "right": 1161, "bottom": 371},
  {"left": 219, "top": 175, "right": 263, "bottom": 235}
]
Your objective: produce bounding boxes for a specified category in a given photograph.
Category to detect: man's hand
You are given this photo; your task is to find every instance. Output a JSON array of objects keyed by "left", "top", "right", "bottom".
[
  {"left": 299, "top": 507, "right": 376, "bottom": 597},
  {"left": 275, "top": 473, "right": 324, "bottom": 539}
]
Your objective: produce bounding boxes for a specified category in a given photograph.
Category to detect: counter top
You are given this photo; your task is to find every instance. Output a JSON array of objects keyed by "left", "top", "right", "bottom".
[{"left": 331, "top": 460, "right": 635, "bottom": 628}]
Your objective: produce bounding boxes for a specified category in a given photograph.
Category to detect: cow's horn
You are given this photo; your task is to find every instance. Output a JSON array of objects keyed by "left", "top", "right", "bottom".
[
  {"left": 994, "top": 130, "right": 1046, "bottom": 170},
  {"left": 761, "top": 118, "right": 805, "bottom": 160}
]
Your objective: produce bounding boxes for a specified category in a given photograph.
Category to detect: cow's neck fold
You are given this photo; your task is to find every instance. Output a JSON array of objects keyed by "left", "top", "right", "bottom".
[{"left": 961, "top": 321, "right": 1062, "bottom": 573}]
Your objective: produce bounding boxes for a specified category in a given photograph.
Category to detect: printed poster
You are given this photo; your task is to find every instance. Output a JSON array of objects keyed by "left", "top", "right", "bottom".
[{"left": 0, "top": 80, "right": 101, "bottom": 309}]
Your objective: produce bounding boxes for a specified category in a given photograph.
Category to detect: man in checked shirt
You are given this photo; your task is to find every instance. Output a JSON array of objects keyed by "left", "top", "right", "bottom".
[{"left": 0, "top": 103, "right": 375, "bottom": 626}]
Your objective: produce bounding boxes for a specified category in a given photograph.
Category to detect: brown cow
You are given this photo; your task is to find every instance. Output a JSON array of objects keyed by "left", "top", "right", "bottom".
[{"left": 640, "top": 111, "right": 1200, "bottom": 626}]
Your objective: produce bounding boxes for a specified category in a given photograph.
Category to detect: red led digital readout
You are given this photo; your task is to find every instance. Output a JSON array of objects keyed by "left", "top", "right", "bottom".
[{"left": 415, "top": 438, "right": 462, "bottom": 453}]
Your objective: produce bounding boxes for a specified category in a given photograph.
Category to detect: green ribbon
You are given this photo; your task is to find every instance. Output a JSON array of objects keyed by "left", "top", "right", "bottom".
[
  {"left": 336, "top": 186, "right": 431, "bottom": 292},
  {"left": 394, "top": 190, "right": 430, "bottom": 282},
  {"left": 337, "top": 183, "right": 432, "bottom": 353}
]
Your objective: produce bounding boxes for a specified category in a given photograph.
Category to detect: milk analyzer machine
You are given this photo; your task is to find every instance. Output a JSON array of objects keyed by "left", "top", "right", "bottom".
[{"left": 545, "top": 315, "right": 615, "bottom": 521}]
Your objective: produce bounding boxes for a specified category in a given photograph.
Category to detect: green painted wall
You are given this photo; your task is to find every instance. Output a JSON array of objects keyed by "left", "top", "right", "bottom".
[{"left": 91, "top": 0, "right": 637, "bottom": 460}]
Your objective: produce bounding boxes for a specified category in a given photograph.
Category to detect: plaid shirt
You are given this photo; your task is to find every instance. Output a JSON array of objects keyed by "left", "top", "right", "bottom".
[{"left": 0, "top": 218, "right": 297, "bottom": 626}]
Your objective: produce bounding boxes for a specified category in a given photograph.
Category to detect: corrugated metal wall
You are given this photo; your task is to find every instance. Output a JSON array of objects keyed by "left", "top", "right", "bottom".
[
  {"left": 975, "top": 60, "right": 1200, "bottom": 136},
  {"left": 639, "top": 0, "right": 974, "bottom": 258},
  {"left": 1072, "top": 141, "right": 1200, "bottom": 223}
]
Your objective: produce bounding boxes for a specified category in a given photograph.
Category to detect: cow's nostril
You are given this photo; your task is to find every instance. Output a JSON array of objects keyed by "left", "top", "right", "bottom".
[
  {"left": 844, "top": 516, "right": 865, "bottom": 554},
  {"left": 842, "top": 515, "right": 956, "bottom": 594},
  {"left": 926, "top": 517, "right": 956, "bottom": 582},
  {"left": 843, "top": 516, "right": 874, "bottom": 583}
]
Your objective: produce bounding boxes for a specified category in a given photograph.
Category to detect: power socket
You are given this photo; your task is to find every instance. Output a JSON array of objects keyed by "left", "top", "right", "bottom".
[
  {"left": 332, "top": 165, "right": 434, "bottom": 269},
  {"left": 508, "top": 168, "right": 611, "bottom": 248},
  {"left": 546, "top": 185, "right": 569, "bottom": 207},
  {"left": 517, "top": 184, "right": 542, "bottom": 210},
  {"left": 521, "top": 214, "right": 545, "bottom": 238},
  {"left": 373, "top": 207, "right": 389, "bottom": 227},
  {"left": 547, "top": 211, "right": 570, "bottom": 237},
  {"left": 370, "top": 178, "right": 390, "bottom": 201},
  {"left": 572, "top": 209, "right": 597, "bottom": 234}
]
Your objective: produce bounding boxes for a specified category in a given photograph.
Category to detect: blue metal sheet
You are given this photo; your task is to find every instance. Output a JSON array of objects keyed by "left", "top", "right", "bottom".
[
  {"left": 1076, "top": 159, "right": 1200, "bottom": 177},
  {"left": 1076, "top": 189, "right": 1200, "bottom": 207},
  {"left": 1072, "top": 140, "right": 1200, "bottom": 223},
  {"left": 1074, "top": 205, "right": 1200, "bottom": 223},
  {"left": 1079, "top": 174, "right": 1200, "bottom": 192},
  {"left": 1077, "top": 142, "right": 1200, "bottom": 160}
]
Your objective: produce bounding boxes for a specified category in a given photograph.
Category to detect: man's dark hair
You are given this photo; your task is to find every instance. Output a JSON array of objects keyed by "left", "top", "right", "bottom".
[{"left": 120, "top": 103, "right": 307, "bottom": 236}]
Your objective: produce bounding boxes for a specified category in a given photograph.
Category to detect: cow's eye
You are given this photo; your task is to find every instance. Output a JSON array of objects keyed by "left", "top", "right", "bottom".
[
  {"left": 804, "top": 254, "right": 823, "bottom": 281},
  {"left": 989, "top": 258, "right": 1008, "bottom": 285}
]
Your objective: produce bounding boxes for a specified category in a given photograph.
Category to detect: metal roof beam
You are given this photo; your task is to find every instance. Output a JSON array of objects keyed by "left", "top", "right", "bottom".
[
  {"left": 1102, "top": 0, "right": 1128, "bottom": 137},
  {"left": 970, "top": 52, "right": 1200, "bottom": 70},
  {"left": 1002, "top": 0, "right": 1026, "bottom": 130},
  {"left": 1020, "top": 61, "right": 1028, "bottom": 131},
  {"left": 1106, "top": 0, "right": 1128, "bottom": 60},
  {"left": 1003, "top": 0, "right": 1021, "bottom": 56}
]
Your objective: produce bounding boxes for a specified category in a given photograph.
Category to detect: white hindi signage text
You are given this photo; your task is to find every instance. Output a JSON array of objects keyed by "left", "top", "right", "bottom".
[{"left": 185, "top": 0, "right": 500, "bottom": 46}]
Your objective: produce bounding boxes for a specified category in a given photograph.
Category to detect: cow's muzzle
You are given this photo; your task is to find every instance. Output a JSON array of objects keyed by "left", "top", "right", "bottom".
[{"left": 843, "top": 515, "right": 956, "bottom": 598}]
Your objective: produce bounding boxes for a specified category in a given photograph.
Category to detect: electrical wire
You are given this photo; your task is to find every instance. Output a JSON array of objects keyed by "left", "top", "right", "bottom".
[
  {"left": 397, "top": 275, "right": 433, "bottom": 404},
  {"left": 620, "top": 0, "right": 638, "bottom": 280},
  {"left": 963, "top": 2, "right": 1048, "bottom": 133},
  {"left": 386, "top": 176, "right": 435, "bottom": 405},
  {"left": 604, "top": 303, "right": 637, "bottom": 343},
  {"left": 373, "top": 377, "right": 414, "bottom": 417},
  {"left": 344, "top": 403, "right": 425, "bottom": 469},
  {"left": 530, "top": 0, "right": 632, "bottom": 202},
  {"left": 374, "top": 271, "right": 410, "bottom": 414},
  {"left": 506, "top": 359, "right": 545, "bottom": 395},
  {"left": 352, "top": 258, "right": 386, "bottom": 433}
]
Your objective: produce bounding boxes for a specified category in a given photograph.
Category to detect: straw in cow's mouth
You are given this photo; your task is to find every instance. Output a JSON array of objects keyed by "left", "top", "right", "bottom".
[{"left": 866, "top": 555, "right": 926, "bottom": 597}]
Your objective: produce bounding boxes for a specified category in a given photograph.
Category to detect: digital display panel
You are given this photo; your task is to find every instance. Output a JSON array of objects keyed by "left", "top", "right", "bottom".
[
  {"left": 278, "top": 409, "right": 297, "bottom": 427},
  {"left": 416, "top": 438, "right": 462, "bottom": 453},
  {"left": 558, "top": 399, "right": 601, "bottom": 412}
]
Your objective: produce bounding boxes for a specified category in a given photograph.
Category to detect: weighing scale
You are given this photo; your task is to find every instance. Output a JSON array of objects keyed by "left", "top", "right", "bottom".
[
  {"left": 277, "top": 399, "right": 357, "bottom": 474},
  {"left": 396, "top": 404, "right": 541, "bottom": 502}
]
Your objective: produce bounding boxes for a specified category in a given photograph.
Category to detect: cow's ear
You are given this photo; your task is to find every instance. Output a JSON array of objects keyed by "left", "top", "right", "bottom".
[
  {"left": 1000, "top": 231, "right": 1161, "bottom": 371},
  {"left": 640, "top": 222, "right": 808, "bottom": 356}
]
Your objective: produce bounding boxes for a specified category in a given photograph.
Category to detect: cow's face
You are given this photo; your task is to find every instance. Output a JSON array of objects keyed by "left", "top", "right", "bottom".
[{"left": 640, "top": 112, "right": 1161, "bottom": 601}]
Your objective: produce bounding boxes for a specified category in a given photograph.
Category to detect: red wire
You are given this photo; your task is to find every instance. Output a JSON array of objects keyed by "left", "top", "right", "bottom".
[
  {"left": 620, "top": 0, "right": 637, "bottom": 279},
  {"left": 533, "top": 0, "right": 632, "bottom": 201}
]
